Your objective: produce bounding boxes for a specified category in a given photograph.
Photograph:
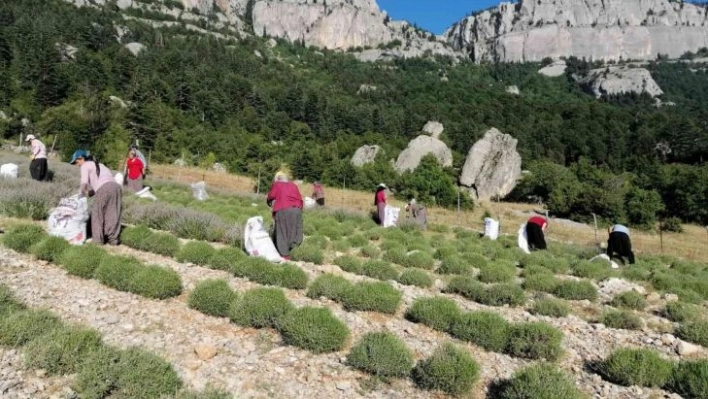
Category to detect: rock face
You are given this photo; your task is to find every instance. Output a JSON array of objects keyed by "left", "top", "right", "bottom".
[
  {"left": 422, "top": 121, "right": 444, "bottom": 139},
  {"left": 351, "top": 145, "right": 381, "bottom": 167},
  {"left": 252, "top": 0, "right": 391, "bottom": 50},
  {"left": 445, "top": 0, "right": 708, "bottom": 63},
  {"left": 124, "top": 42, "right": 145, "bottom": 56},
  {"left": 394, "top": 136, "right": 452, "bottom": 173},
  {"left": 578, "top": 66, "right": 664, "bottom": 98},
  {"left": 505, "top": 85, "right": 520, "bottom": 95},
  {"left": 459, "top": 128, "right": 521, "bottom": 200},
  {"left": 177, "top": 0, "right": 462, "bottom": 60},
  {"left": 538, "top": 60, "right": 567, "bottom": 77}
]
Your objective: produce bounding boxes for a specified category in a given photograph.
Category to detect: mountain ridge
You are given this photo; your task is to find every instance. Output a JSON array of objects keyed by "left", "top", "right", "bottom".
[{"left": 444, "top": 0, "right": 708, "bottom": 62}]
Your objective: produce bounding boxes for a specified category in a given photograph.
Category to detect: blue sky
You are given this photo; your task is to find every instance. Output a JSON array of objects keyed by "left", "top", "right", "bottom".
[{"left": 377, "top": 0, "right": 502, "bottom": 34}]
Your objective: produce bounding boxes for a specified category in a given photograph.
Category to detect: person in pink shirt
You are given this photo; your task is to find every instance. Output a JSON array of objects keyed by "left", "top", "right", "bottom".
[
  {"left": 70, "top": 150, "right": 122, "bottom": 245},
  {"left": 25, "top": 134, "right": 48, "bottom": 181},
  {"left": 374, "top": 183, "right": 387, "bottom": 225},
  {"left": 311, "top": 181, "right": 325, "bottom": 206},
  {"left": 266, "top": 171, "right": 303, "bottom": 260}
]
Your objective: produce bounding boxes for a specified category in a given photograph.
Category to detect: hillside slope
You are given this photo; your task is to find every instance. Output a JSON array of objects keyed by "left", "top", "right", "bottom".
[{"left": 1, "top": 0, "right": 707, "bottom": 227}]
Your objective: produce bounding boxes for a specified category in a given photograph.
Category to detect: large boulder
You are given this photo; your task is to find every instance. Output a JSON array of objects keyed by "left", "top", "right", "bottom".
[
  {"left": 394, "top": 136, "right": 452, "bottom": 173},
  {"left": 124, "top": 43, "right": 145, "bottom": 57},
  {"left": 351, "top": 145, "right": 381, "bottom": 167},
  {"left": 422, "top": 121, "right": 444, "bottom": 139},
  {"left": 459, "top": 128, "right": 522, "bottom": 200},
  {"left": 538, "top": 60, "right": 567, "bottom": 77},
  {"left": 577, "top": 66, "right": 664, "bottom": 98}
]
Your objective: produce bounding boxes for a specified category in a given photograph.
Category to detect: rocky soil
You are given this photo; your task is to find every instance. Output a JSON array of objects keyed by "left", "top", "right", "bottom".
[{"left": 0, "top": 243, "right": 704, "bottom": 399}]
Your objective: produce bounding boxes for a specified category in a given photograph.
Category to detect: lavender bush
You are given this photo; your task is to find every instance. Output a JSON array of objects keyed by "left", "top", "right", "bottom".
[
  {"left": 0, "top": 159, "right": 76, "bottom": 220},
  {"left": 122, "top": 201, "right": 241, "bottom": 245}
]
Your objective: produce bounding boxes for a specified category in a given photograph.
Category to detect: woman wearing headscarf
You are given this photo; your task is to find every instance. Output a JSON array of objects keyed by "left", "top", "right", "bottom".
[
  {"left": 70, "top": 150, "right": 122, "bottom": 245},
  {"left": 266, "top": 171, "right": 303, "bottom": 260},
  {"left": 526, "top": 215, "right": 548, "bottom": 251},
  {"left": 26, "top": 134, "right": 48, "bottom": 181},
  {"left": 374, "top": 183, "right": 387, "bottom": 226},
  {"left": 312, "top": 181, "right": 325, "bottom": 206},
  {"left": 123, "top": 148, "right": 145, "bottom": 192},
  {"left": 607, "top": 223, "right": 635, "bottom": 265}
]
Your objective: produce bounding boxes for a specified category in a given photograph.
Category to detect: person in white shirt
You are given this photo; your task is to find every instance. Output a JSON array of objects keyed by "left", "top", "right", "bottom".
[{"left": 25, "top": 134, "right": 48, "bottom": 181}]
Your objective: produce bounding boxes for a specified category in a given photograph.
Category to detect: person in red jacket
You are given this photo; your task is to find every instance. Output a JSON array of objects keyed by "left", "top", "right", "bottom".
[
  {"left": 374, "top": 183, "right": 387, "bottom": 225},
  {"left": 123, "top": 149, "right": 145, "bottom": 192},
  {"left": 312, "top": 181, "right": 325, "bottom": 206},
  {"left": 526, "top": 216, "right": 548, "bottom": 251},
  {"left": 266, "top": 171, "right": 304, "bottom": 260}
]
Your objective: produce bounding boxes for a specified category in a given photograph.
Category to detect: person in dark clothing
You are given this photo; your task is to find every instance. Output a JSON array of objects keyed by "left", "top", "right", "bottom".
[
  {"left": 26, "top": 134, "right": 48, "bottom": 181},
  {"left": 526, "top": 216, "right": 548, "bottom": 251},
  {"left": 266, "top": 171, "right": 303, "bottom": 260},
  {"left": 607, "top": 224, "right": 635, "bottom": 265}
]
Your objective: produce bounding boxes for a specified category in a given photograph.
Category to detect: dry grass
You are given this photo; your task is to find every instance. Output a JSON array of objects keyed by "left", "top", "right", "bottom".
[{"left": 151, "top": 164, "right": 708, "bottom": 262}]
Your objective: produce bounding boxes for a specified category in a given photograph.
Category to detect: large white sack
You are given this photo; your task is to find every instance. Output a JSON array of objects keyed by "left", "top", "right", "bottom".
[
  {"left": 484, "top": 218, "right": 500, "bottom": 240},
  {"left": 303, "top": 196, "right": 316, "bottom": 209},
  {"left": 191, "top": 181, "right": 209, "bottom": 201},
  {"left": 47, "top": 195, "right": 89, "bottom": 245},
  {"left": 114, "top": 172, "right": 124, "bottom": 185},
  {"left": 383, "top": 205, "right": 400, "bottom": 228},
  {"left": 517, "top": 223, "right": 530, "bottom": 254},
  {"left": 0, "top": 163, "right": 18, "bottom": 179},
  {"left": 135, "top": 186, "right": 157, "bottom": 201},
  {"left": 244, "top": 216, "right": 282, "bottom": 263},
  {"left": 589, "top": 253, "right": 620, "bottom": 269}
]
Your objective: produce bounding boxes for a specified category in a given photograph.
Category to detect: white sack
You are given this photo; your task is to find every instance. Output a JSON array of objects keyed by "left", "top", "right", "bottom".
[
  {"left": 0, "top": 163, "right": 18, "bottom": 179},
  {"left": 383, "top": 205, "right": 400, "bottom": 228},
  {"left": 114, "top": 172, "right": 124, "bottom": 185},
  {"left": 47, "top": 195, "right": 89, "bottom": 245},
  {"left": 517, "top": 223, "right": 530, "bottom": 254},
  {"left": 590, "top": 253, "right": 620, "bottom": 269},
  {"left": 303, "top": 197, "right": 316, "bottom": 209},
  {"left": 191, "top": 181, "right": 209, "bottom": 201},
  {"left": 135, "top": 186, "right": 157, "bottom": 201},
  {"left": 484, "top": 218, "right": 500, "bottom": 240},
  {"left": 244, "top": 216, "right": 282, "bottom": 263}
]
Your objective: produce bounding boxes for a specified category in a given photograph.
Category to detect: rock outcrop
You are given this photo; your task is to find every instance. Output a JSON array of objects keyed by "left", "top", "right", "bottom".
[
  {"left": 351, "top": 145, "right": 381, "bottom": 167},
  {"left": 394, "top": 136, "right": 452, "bottom": 173},
  {"left": 459, "top": 128, "right": 522, "bottom": 200},
  {"left": 252, "top": 0, "right": 391, "bottom": 50},
  {"left": 577, "top": 66, "right": 664, "bottom": 98},
  {"left": 56, "top": 43, "right": 78, "bottom": 62},
  {"left": 124, "top": 42, "right": 145, "bottom": 56},
  {"left": 251, "top": 1, "right": 461, "bottom": 60},
  {"left": 538, "top": 60, "right": 567, "bottom": 77},
  {"left": 505, "top": 85, "right": 520, "bottom": 95},
  {"left": 422, "top": 121, "right": 444, "bottom": 139},
  {"left": 445, "top": 0, "right": 708, "bottom": 63}
]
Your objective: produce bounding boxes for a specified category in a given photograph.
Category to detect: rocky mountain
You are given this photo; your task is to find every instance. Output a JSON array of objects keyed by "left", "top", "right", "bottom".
[
  {"left": 66, "top": 0, "right": 460, "bottom": 61},
  {"left": 445, "top": 0, "right": 708, "bottom": 63}
]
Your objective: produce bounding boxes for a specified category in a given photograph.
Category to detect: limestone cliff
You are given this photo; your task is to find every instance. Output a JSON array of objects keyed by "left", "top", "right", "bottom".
[
  {"left": 445, "top": 0, "right": 708, "bottom": 62},
  {"left": 66, "top": 0, "right": 461, "bottom": 60}
]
